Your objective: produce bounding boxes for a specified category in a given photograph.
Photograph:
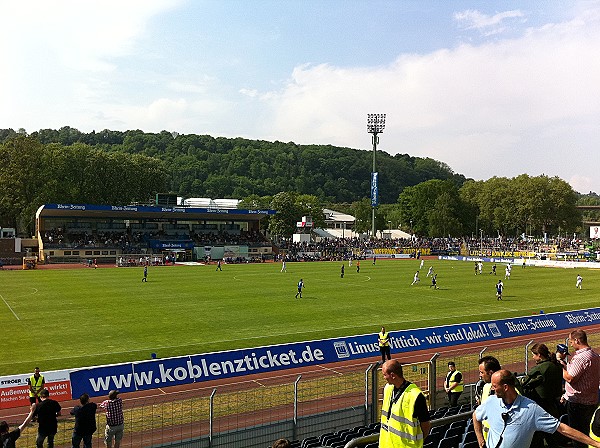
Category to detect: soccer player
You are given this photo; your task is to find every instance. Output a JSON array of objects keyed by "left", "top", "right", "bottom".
[
  {"left": 142, "top": 265, "right": 148, "bottom": 282},
  {"left": 427, "top": 266, "right": 434, "bottom": 277},
  {"left": 496, "top": 280, "right": 504, "bottom": 300},
  {"left": 430, "top": 274, "right": 439, "bottom": 289},
  {"left": 576, "top": 274, "right": 583, "bottom": 290},
  {"left": 411, "top": 271, "right": 420, "bottom": 286},
  {"left": 280, "top": 259, "right": 287, "bottom": 273},
  {"left": 295, "top": 279, "right": 304, "bottom": 299}
]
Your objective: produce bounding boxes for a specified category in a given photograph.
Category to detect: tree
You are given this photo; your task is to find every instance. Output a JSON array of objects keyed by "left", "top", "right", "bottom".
[
  {"left": 351, "top": 198, "right": 373, "bottom": 234},
  {"left": 0, "top": 136, "right": 47, "bottom": 234},
  {"left": 398, "top": 179, "right": 465, "bottom": 236}
]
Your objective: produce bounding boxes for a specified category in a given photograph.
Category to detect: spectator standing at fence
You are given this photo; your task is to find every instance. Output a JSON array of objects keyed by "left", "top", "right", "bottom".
[
  {"left": 0, "top": 411, "right": 34, "bottom": 448},
  {"left": 32, "top": 388, "right": 61, "bottom": 448},
  {"left": 521, "top": 343, "right": 563, "bottom": 448},
  {"left": 477, "top": 355, "right": 502, "bottom": 405},
  {"left": 590, "top": 406, "right": 600, "bottom": 444},
  {"left": 474, "top": 370, "right": 600, "bottom": 448},
  {"left": 378, "top": 326, "right": 391, "bottom": 363},
  {"left": 100, "top": 390, "right": 124, "bottom": 448},
  {"left": 379, "top": 359, "right": 430, "bottom": 448},
  {"left": 70, "top": 393, "right": 97, "bottom": 448},
  {"left": 445, "top": 361, "right": 463, "bottom": 407},
  {"left": 271, "top": 439, "right": 291, "bottom": 448},
  {"left": 557, "top": 329, "right": 600, "bottom": 448}
]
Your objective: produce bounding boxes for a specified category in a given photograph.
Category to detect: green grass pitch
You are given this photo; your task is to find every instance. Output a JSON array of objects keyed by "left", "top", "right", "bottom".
[{"left": 1, "top": 259, "right": 598, "bottom": 375}]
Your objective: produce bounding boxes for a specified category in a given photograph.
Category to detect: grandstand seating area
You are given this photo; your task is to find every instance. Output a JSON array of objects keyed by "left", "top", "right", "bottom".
[
  {"left": 42, "top": 226, "right": 270, "bottom": 253},
  {"left": 289, "top": 405, "right": 476, "bottom": 448}
]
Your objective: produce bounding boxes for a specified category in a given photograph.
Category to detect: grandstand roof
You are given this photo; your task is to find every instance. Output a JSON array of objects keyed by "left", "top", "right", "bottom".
[
  {"left": 36, "top": 203, "right": 275, "bottom": 222},
  {"left": 323, "top": 208, "right": 355, "bottom": 224},
  {"left": 181, "top": 198, "right": 241, "bottom": 209}
]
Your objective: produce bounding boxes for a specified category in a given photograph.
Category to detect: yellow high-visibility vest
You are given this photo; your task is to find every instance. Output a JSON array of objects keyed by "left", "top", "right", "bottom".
[
  {"left": 447, "top": 370, "right": 464, "bottom": 393},
  {"left": 29, "top": 374, "right": 44, "bottom": 398},
  {"left": 380, "top": 383, "right": 425, "bottom": 448},
  {"left": 590, "top": 406, "right": 600, "bottom": 447},
  {"left": 379, "top": 332, "right": 390, "bottom": 347}
]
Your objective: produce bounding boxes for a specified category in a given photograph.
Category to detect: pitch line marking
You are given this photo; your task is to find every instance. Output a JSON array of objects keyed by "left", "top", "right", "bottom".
[{"left": 0, "top": 293, "right": 20, "bottom": 321}]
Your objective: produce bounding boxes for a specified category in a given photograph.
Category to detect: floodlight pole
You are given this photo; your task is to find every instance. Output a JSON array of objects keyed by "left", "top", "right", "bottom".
[{"left": 367, "top": 114, "right": 386, "bottom": 238}]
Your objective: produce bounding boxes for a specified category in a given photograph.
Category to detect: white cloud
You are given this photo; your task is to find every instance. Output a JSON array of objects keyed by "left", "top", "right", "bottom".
[
  {"left": 256, "top": 5, "right": 600, "bottom": 192},
  {"left": 454, "top": 9, "right": 526, "bottom": 35}
]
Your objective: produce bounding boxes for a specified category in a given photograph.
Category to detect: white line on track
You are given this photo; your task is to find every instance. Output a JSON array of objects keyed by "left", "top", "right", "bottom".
[
  {"left": 317, "top": 365, "right": 343, "bottom": 375},
  {"left": 0, "top": 293, "right": 20, "bottom": 320}
]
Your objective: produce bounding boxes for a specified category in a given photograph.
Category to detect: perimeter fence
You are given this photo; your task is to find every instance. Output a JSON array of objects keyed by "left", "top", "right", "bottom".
[{"left": 9, "top": 330, "right": 598, "bottom": 448}]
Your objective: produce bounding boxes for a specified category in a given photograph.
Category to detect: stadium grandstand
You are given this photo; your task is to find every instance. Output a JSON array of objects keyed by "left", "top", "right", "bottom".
[{"left": 35, "top": 199, "right": 276, "bottom": 265}]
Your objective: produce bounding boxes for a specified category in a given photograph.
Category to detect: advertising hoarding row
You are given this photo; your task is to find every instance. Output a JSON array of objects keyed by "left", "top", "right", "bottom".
[{"left": 3, "top": 307, "right": 600, "bottom": 408}]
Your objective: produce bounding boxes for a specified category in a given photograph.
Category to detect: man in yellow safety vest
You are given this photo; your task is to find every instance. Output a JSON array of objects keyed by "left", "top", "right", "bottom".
[
  {"left": 378, "top": 326, "right": 391, "bottom": 363},
  {"left": 379, "top": 359, "right": 430, "bottom": 448},
  {"left": 445, "top": 361, "right": 463, "bottom": 407},
  {"left": 27, "top": 367, "right": 45, "bottom": 408}
]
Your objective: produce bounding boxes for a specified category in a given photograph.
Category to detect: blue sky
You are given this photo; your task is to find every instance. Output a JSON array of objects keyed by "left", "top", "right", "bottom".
[{"left": 2, "top": 1, "right": 600, "bottom": 194}]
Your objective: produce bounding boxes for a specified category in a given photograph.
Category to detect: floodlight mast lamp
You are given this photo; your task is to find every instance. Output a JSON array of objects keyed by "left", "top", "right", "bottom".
[{"left": 367, "top": 113, "right": 386, "bottom": 238}]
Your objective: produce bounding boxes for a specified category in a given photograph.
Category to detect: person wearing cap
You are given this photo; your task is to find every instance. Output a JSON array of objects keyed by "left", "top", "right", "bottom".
[
  {"left": 557, "top": 329, "right": 600, "bottom": 448},
  {"left": 99, "top": 390, "right": 124, "bottom": 448},
  {"left": 444, "top": 361, "right": 463, "bottom": 407},
  {"left": 31, "top": 388, "right": 62, "bottom": 448},
  {"left": 473, "top": 370, "right": 600, "bottom": 448}
]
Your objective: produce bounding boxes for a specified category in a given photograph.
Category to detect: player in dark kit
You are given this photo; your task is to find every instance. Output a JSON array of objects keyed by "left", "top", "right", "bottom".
[
  {"left": 295, "top": 279, "right": 304, "bottom": 299},
  {"left": 142, "top": 265, "right": 148, "bottom": 282}
]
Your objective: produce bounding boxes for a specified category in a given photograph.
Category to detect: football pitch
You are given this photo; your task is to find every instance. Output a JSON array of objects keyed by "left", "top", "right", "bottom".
[{"left": 1, "top": 259, "right": 598, "bottom": 376}]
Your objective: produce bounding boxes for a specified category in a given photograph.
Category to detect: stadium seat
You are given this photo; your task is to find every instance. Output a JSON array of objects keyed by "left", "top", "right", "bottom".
[
  {"left": 445, "top": 406, "right": 460, "bottom": 416},
  {"left": 459, "top": 403, "right": 473, "bottom": 413},
  {"left": 424, "top": 432, "right": 441, "bottom": 447},
  {"left": 448, "top": 420, "right": 467, "bottom": 430},
  {"left": 437, "top": 434, "right": 460, "bottom": 448},
  {"left": 301, "top": 437, "right": 320, "bottom": 448},
  {"left": 444, "top": 426, "right": 465, "bottom": 439},
  {"left": 461, "top": 430, "right": 477, "bottom": 445},
  {"left": 460, "top": 441, "right": 478, "bottom": 448}
]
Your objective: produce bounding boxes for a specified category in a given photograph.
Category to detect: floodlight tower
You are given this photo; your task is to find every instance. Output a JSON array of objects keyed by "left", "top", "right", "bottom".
[{"left": 367, "top": 113, "right": 386, "bottom": 238}]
